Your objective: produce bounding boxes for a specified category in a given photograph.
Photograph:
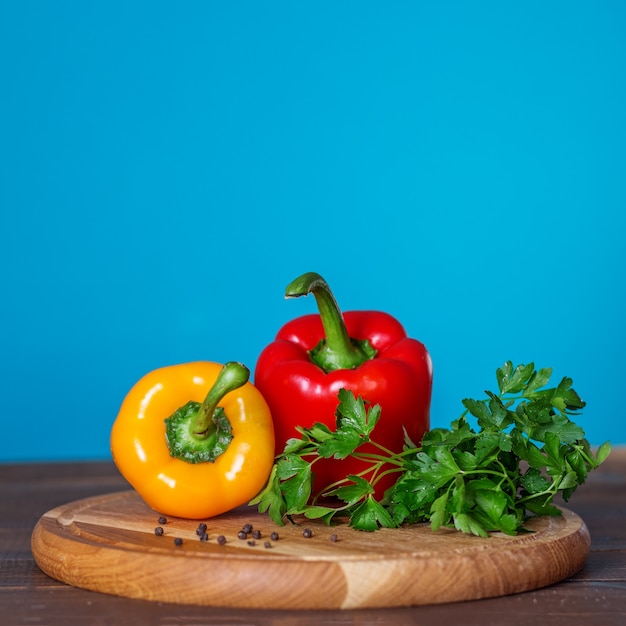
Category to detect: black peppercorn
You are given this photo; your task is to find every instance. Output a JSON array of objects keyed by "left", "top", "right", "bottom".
[
  {"left": 158, "top": 516, "right": 167, "bottom": 525},
  {"left": 173, "top": 537, "right": 183, "bottom": 546},
  {"left": 217, "top": 535, "right": 227, "bottom": 545},
  {"left": 302, "top": 528, "right": 313, "bottom": 538},
  {"left": 154, "top": 526, "right": 164, "bottom": 536},
  {"left": 270, "top": 531, "right": 279, "bottom": 541}
]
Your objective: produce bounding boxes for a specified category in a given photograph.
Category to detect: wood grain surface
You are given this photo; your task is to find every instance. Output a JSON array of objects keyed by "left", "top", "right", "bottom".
[{"left": 31, "top": 489, "right": 591, "bottom": 610}]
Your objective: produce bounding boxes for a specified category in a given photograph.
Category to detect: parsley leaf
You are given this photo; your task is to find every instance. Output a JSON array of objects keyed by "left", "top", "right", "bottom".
[{"left": 350, "top": 497, "right": 396, "bottom": 531}]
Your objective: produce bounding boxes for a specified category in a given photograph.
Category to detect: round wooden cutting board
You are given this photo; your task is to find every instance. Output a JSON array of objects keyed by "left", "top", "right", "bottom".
[{"left": 31, "top": 490, "right": 590, "bottom": 610}]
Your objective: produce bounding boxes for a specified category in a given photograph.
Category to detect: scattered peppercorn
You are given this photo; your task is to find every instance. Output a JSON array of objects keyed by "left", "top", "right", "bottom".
[
  {"left": 154, "top": 526, "right": 164, "bottom": 536},
  {"left": 217, "top": 535, "right": 227, "bottom": 545},
  {"left": 237, "top": 530, "right": 247, "bottom": 540},
  {"left": 270, "top": 531, "right": 279, "bottom": 541},
  {"left": 302, "top": 528, "right": 313, "bottom": 538},
  {"left": 173, "top": 537, "right": 183, "bottom": 546},
  {"left": 264, "top": 541, "right": 272, "bottom": 549},
  {"left": 196, "top": 522, "right": 207, "bottom": 536},
  {"left": 247, "top": 540, "right": 256, "bottom": 547},
  {"left": 200, "top": 533, "right": 209, "bottom": 542},
  {"left": 242, "top": 523, "right": 253, "bottom": 534},
  {"left": 330, "top": 534, "right": 338, "bottom": 542},
  {"left": 158, "top": 516, "right": 167, "bottom": 525},
  {"left": 252, "top": 529, "right": 261, "bottom": 539}
]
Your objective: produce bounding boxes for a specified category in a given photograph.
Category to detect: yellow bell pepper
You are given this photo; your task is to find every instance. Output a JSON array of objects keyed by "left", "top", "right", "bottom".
[{"left": 110, "top": 361, "right": 275, "bottom": 519}]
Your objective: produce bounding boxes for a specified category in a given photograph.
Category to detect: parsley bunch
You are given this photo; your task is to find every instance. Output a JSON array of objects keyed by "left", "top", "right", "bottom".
[{"left": 251, "top": 362, "right": 611, "bottom": 536}]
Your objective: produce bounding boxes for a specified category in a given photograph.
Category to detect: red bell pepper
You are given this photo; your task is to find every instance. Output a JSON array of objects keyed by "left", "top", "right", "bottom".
[{"left": 254, "top": 272, "right": 433, "bottom": 496}]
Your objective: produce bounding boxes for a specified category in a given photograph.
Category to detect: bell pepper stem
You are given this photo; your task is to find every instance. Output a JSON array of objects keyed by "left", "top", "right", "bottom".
[
  {"left": 164, "top": 362, "right": 250, "bottom": 464},
  {"left": 192, "top": 362, "right": 250, "bottom": 436},
  {"left": 285, "top": 272, "right": 376, "bottom": 372}
]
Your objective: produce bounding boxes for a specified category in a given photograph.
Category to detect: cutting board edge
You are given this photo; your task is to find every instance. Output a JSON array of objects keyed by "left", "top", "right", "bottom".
[{"left": 30, "top": 491, "right": 592, "bottom": 610}]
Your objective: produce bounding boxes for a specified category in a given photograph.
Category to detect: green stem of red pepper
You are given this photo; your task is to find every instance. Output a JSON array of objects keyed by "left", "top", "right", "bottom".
[
  {"left": 164, "top": 362, "right": 250, "bottom": 464},
  {"left": 285, "top": 272, "right": 376, "bottom": 372}
]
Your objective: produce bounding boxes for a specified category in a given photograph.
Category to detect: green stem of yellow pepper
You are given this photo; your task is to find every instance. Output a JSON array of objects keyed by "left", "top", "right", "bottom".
[
  {"left": 165, "top": 362, "right": 250, "bottom": 464},
  {"left": 192, "top": 362, "right": 250, "bottom": 436}
]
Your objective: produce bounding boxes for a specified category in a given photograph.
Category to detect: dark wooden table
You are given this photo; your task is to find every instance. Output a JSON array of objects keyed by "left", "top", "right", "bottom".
[{"left": 2, "top": 449, "right": 625, "bottom": 625}]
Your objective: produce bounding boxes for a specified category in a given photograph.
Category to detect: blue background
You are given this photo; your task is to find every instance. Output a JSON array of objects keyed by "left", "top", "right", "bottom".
[{"left": 1, "top": 1, "right": 624, "bottom": 462}]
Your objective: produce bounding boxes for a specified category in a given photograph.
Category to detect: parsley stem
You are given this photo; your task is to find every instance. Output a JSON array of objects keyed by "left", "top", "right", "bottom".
[
  {"left": 518, "top": 489, "right": 557, "bottom": 507},
  {"left": 371, "top": 465, "right": 405, "bottom": 487},
  {"left": 573, "top": 443, "right": 597, "bottom": 468},
  {"left": 367, "top": 439, "right": 405, "bottom": 459},
  {"left": 460, "top": 467, "right": 518, "bottom": 496},
  {"left": 351, "top": 451, "right": 406, "bottom": 467},
  {"left": 312, "top": 459, "right": 404, "bottom": 503}
]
